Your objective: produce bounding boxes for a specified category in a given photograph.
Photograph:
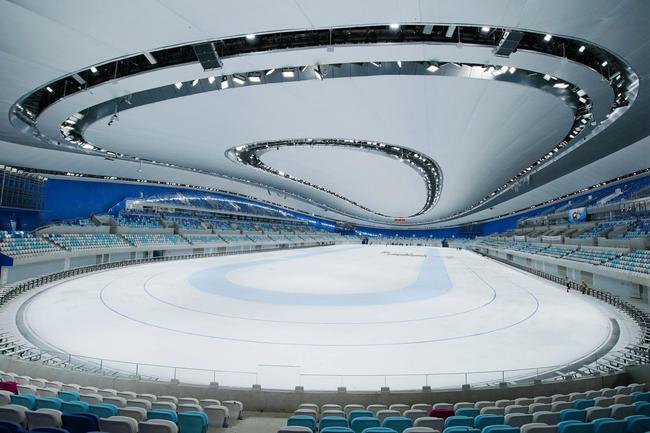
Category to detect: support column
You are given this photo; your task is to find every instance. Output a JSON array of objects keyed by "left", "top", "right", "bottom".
[{"left": 0, "top": 266, "right": 8, "bottom": 285}]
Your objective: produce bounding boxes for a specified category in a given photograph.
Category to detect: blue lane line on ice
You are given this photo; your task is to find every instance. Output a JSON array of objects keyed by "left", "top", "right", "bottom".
[{"left": 187, "top": 247, "right": 451, "bottom": 305}]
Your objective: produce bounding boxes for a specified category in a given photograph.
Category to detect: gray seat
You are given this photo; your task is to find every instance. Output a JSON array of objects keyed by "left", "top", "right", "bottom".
[
  {"left": 432, "top": 403, "right": 453, "bottom": 411},
  {"left": 568, "top": 392, "right": 586, "bottom": 401},
  {"left": 515, "top": 398, "right": 534, "bottom": 406},
  {"left": 344, "top": 404, "right": 364, "bottom": 417},
  {"left": 294, "top": 409, "right": 317, "bottom": 419},
  {"left": 613, "top": 394, "right": 633, "bottom": 405},
  {"left": 610, "top": 404, "right": 635, "bottom": 419},
  {"left": 528, "top": 403, "right": 551, "bottom": 414},
  {"left": 504, "top": 413, "right": 533, "bottom": 427},
  {"left": 403, "top": 428, "right": 438, "bottom": 433},
  {"left": 453, "top": 402, "right": 474, "bottom": 410},
  {"left": 551, "top": 402, "right": 573, "bottom": 412},
  {"left": 0, "top": 391, "right": 13, "bottom": 405},
  {"left": 223, "top": 401, "right": 243, "bottom": 420},
  {"left": 532, "top": 411, "right": 561, "bottom": 425},
  {"left": 104, "top": 397, "right": 127, "bottom": 408},
  {"left": 533, "top": 397, "right": 552, "bottom": 404},
  {"left": 178, "top": 397, "right": 199, "bottom": 405},
  {"left": 277, "top": 427, "right": 313, "bottom": 433},
  {"left": 520, "top": 423, "right": 557, "bottom": 433},
  {"left": 585, "top": 406, "right": 611, "bottom": 421},
  {"left": 614, "top": 386, "right": 631, "bottom": 395},
  {"left": 414, "top": 417, "right": 444, "bottom": 431},
  {"left": 137, "top": 394, "right": 157, "bottom": 403},
  {"left": 117, "top": 407, "right": 147, "bottom": 422},
  {"left": 593, "top": 397, "right": 614, "bottom": 407},
  {"left": 481, "top": 407, "right": 505, "bottom": 415},
  {"left": 98, "top": 389, "right": 118, "bottom": 397},
  {"left": 412, "top": 404, "right": 432, "bottom": 412},
  {"left": 321, "top": 410, "right": 345, "bottom": 418},
  {"left": 126, "top": 399, "right": 152, "bottom": 411},
  {"left": 391, "top": 404, "right": 411, "bottom": 414},
  {"left": 0, "top": 405, "right": 27, "bottom": 425},
  {"left": 505, "top": 405, "right": 528, "bottom": 414},
  {"left": 551, "top": 394, "right": 568, "bottom": 402},
  {"left": 404, "top": 409, "right": 428, "bottom": 422},
  {"left": 80, "top": 394, "right": 103, "bottom": 404},
  {"left": 116, "top": 391, "right": 137, "bottom": 400},
  {"left": 377, "top": 410, "right": 401, "bottom": 422},
  {"left": 204, "top": 405, "right": 229, "bottom": 428},
  {"left": 629, "top": 383, "right": 646, "bottom": 393},
  {"left": 367, "top": 404, "right": 388, "bottom": 416},
  {"left": 151, "top": 401, "right": 176, "bottom": 411},
  {"left": 200, "top": 399, "right": 221, "bottom": 409},
  {"left": 99, "top": 416, "right": 139, "bottom": 433},
  {"left": 177, "top": 404, "right": 202, "bottom": 414},
  {"left": 475, "top": 401, "right": 495, "bottom": 410},
  {"left": 600, "top": 388, "right": 616, "bottom": 397},
  {"left": 584, "top": 391, "right": 601, "bottom": 400},
  {"left": 157, "top": 396, "right": 178, "bottom": 404},
  {"left": 25, "top": 409, "right": 62, "bottom": 429},
  {"left": 138, "top": 419, "right": 179, "bottom": 433},
  {"left": 495, "top": 400, "right": 515, "bottom": 408},
  {"left": 321, "top": 404, "right": 342, "bottom": 412}
]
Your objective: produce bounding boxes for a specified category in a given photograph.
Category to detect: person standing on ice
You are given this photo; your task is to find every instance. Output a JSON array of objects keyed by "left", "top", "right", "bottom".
[
  {"left": 565, "top": 277, "right": 571, "bottom": 293},
  {"left": 580, "top": 280, "right": 588, "bottom": 294}
]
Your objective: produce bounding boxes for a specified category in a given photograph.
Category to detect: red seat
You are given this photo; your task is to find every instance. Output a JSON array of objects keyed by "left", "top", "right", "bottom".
[
  {"left": 428, "top": 408, "right": 455, "bottom": 419},
  {"left": 0, "top": 382, "right": 18, "bottom": 394}
]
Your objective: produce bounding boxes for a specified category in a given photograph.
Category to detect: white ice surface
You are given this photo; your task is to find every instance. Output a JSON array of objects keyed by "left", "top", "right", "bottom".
[{"left": 12, "top": 246, "right": 627, "bottom": 390}]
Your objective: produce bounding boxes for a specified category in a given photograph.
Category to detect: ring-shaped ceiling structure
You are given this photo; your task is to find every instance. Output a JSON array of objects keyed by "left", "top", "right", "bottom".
[{"left": 8, "top": 22, "right": 640, "bottom": 227}]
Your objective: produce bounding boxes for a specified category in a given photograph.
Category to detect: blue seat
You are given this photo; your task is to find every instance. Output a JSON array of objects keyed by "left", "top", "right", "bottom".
[
  {"left": 633, "top": 392, "right": 650, "bottom": 402},
  {"left": 286, "top": 415, "right": 317, "bottom": 432},
  {"left": 0, "top": 421, "right": 26, "bottom": 433},
  {"left": 560, "top": 409, "right": 587, "bottom": 422},
  {"left": 61, "top": 414, "right": 99, "bottom": 433},
  {"left": 442, "top": 428, "right": 480, "bottom": 433},
  {"left": 61, "top": 402, "right": 90, "bottom": 415},
  {"left": 455, "top": 408, "right": 480, "bottom": 418},
  {"left": 31, "top": 429, "right": 69, "bottom": 433},
  {"left": 57, "top": 392, "right": 80, "bottom": 402},
  {"left": 320, "top": 428, "right": 354, "bottom": 433},
  {"left": 626, "top": 415, "right": 650, "bottom": 433},
  {"left": 360, "top": 429, "right": 398, "bottom": 433},
  {"left": 147, "top": 409, "right": 178, "bottom": 423},
  {"left": 350, "top": 417, "right": 380, "bottom": 433},
  {"left": 481, "top": 426, "right": 520, "bottom": 433},
  {"left": 9, "top": 394, "right": 36, "bottom": 410},
  {"left": 382, "top": 416, "right": 412, "bottom": 433},
  {"left": 474, "top": 414, "right": 504, "bottom": 430},
  {"left": 634, "top": 401, "right": 650, "bottom": 416},
  {"left": 591, "top": 418, "right": 626, "bottom": 433},
  {"left": 319, "top": 416, "right": 348, "bottom": 430},
  {"left": 35, "top": 397, "right": 63, "bottom": 410},
  {"left": 178, "top": 412, "right": 208, "bottom": 433},
  {"left": 444, "top": 416, "right": 474, "bottom": 428},
  {"left": 573, "top": 399, "right": 595, "bottom": 410},
  {"left": 556, "top": 420, "right": 593, "bottom": 433},
  {"left": 88, "top": 404, "right": 118, "bottom": 419},
  {"left": 348, "top": 410, "right": 374, "bottom": 423}
]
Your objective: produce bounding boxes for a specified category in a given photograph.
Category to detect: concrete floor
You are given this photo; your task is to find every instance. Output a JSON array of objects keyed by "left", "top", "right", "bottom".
[{"left": 212, "top": 412, "right": 288, "bottom": 433}]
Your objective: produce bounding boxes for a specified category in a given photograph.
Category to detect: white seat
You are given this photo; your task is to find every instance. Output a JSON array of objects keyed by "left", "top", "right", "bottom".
[
  {"left": 377, "top": 410, "right": 401, "bottom": 422},
  {"left": 43, "top": 382, "right": 62, "bottom": 391},
  {"left": 116, "top": 391, "right": 137, "bottom": 399},
  {"left": 550, "top": 402, "right": 573, "bottom": 412},
  {"left": 61, "top": 384, "right": 80, "bottom": 392},
  {"left": 404, "top": 409, "right": 428, "bottom": 422},
  {"left": 0, "top": 390, "right": 13, "bottom": 405},
  {"left": 100, "top": 416, "right": 139, "bottom": 433},
  {"left": 474, "top": 401, "right": 494, "bottom": 409},
  {"left": 412, "top": 404, "right": 432, "bottom": 412},
  {"left": 343, "top": 404, "right": 364, "bottom": 416},
  {"left": 532, "top": 411, "right": 561, "bottom": 425},
  {"left": 126, "top": 399, "right": 152, "bottom": 410},
  {"left": 277, "top": 427, "right": 313, "bottom": 433},
  {"left": 528, "top": 403, "right": 551, "bottom": 414},
  {"left": 431, "top": 403, "right": 452, "bottom": 411},
  {"left": 610, "top": 404, "right": 635, "bottom": 419},
  {"left": 480, "top": 407, "right": 505, "bottom": 415},
  {"left": 25, "top": 409, "right": 62, "bottom": 429},
  {"left": 204, "top": 405, "right": 229, "bottom": 428},
  {"left": 36, "top": 388, "right": 58, "bottom": 398},
  {"left": 613, "top": 394, "right": 633, "bottom": 405},
  {"left": 321, "top": 404, "right": 342, "bottom": 412},
  {"left": 505, "top": 413, "right": 533, "bottom": 427},
  {"left": 505, "top": 405, "right": 528, "bottom": 414},
  {"left": 629, "top": 383, "right": 646, "bottom": 393},
  {"left": 367, "top": 404, "right": 388, "bottom": 416},
  {"left": 199, "top": 399, "right": 220, "bottom": 409},
  {"left": 79, "top": 386, "right": 99, "bottom": 394},
  {"left": 17, "top": 384, "right": 37, "bottom": 395},
  {"left": 138, "top": 420, "right": 179, "bottom": 433},
  {"left": 403, "top": 428, "right": 437, "bottom": 433},
  {"left": 0, "top": 404, "right": 27, "bottom": 425},
  {"left": 104, "top": 397, "right": 128, "bottom": 408},
  {"left": 495, "top": 400, "right": 515, "bottom": 408},
  {"left": 29, "top": 379, "right": 47, "bottom": 388},
  {"left": 593, "top": 397, "right": 615, "bottom": 407},
  {"left": 157, "top": 396, "right": 178, "bottom": 404},
  {"left": 584, "top": 391, "right": 601, "bottom": 400},
  {"left": 177, "top": 397, "right": 199, "bottom": 405},
  {"left": 80, "top": 393, "right": 103, "bottom": 404},
  {"left": 298, "top": 403, "right": 318, "bottom": 413},
  {"left": 551, "top": 394, "right": 568, "bottom": 402},
  {"left": 600, "top": 388, "right": 616, "bottom": 397},
  {"left": 514, "top": 398, "right": 534, "bottom": 406},
  {"left": 177, "top": 403, "right": 202, "bottom": 413},
  {"left": 151, "top": 401, "right": 177, "bottom": 411},
  {"left": 223, "top": 400, "right": 243, "bottom": 419},
  {"left": 520, "top": 423, "right": 557, "bottom": 433},
  {"left": 294, "top": 409, "right": 317, "bottom": 418},
  {"left": 98, "top": 389, "right": 118, "bottom": 397},
  {"left": 568, "top": 392, "right": 586, "bottom": 401},
  {"left": 585, "top": 406, "right": 611, "bottom": 421},
  {"left": 117, "top": 407, "right": 147, "bottom": 422},
  {"left": 137, "top": 394, "right": 157, "bottom": 402},
  {"left": 390, "top": 403, "right": 411, "bottom": 414},
  {"left": 14, "top": 376, "right": 31, "bottom": 385},
  {"left": 533, "top": 397, "right": 552, "bottom": 404},
  {"left": 321, "top": 410, "right": 345, "bottom": 418},
  {"left": 414, "top": 417, "right": 443, "bottom": 431},
  {"left": 453, "top": 402, "right": 474, "bottom": 410}
]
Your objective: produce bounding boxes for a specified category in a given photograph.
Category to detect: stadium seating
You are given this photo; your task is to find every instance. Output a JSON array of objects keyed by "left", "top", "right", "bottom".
[
  {"left": 46, "top": 234, "right": 131, "bottom": 251},
  {"left": 0, "top": 232, "right": 61, "bottom": 258},
  {"left": 122, "top": 234, "right": 189, "bottom": 247}
]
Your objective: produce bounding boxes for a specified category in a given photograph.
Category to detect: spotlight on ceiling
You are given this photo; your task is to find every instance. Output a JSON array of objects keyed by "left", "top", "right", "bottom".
[
  {"left": 144, "top": 52, "right": 157, "bottom": 65},
  {"left": 245, "top": 34, "right": 256, "bottom": 41},
  {"left": 313, "top": 65, "right": 323, "bottom": 80},
  {"left": 543, "top": 74, "right": 552, "bottom": 81},
  {"left": 282, "top": 68, "right": 295, "bottom": 78},
  {"left": 46, "top": 86, "right": 54, "bottom": 93},
  {"left": 553, "top": 82, "right": 569, "bottom": 89},
  {"left": 248, "top": 73, "right": 262, "bottom": 83},
  {"left": 208, "top": 76, "right": 215, "bottom": 84},
  {"left": 397, "top": 61, "right": 402, "bottom": 68},
  {"left": 508, "top": 66, "right": 516, "bottom": 74},
  {"left": 90, "top": 66, "right": 98, "bottom": 74},
  {"left": 543, "top": 34, "right": 552, "bottom": 42},
  {"left": 220, "top": 77, "right": 229, "bottom": 89},
  {"left": 174, "top": 82, "right": 183, "bottom": 89},
  {"left": 481, "top": 26, "right": 490, "bottom": 33},
  {"left": 265, "top": 68, "right": 276, "bottom": 76},
  {"left": 601, "top": 60, "right": 608, "bottom": 67},
  {"left": 389, "top": 23, "right": 400, "bottom": 30},
  {"left": 426, "top": 63, "right": 439, "bottom": 73},
  {"left": 370, "top": 61, "right": 382, "bottom": 68},
  {"left": 232, "top": 75, "right": 246, "bottom": 85},
  {"left": 578, "top": 45, "right": 586, "bottom": 53},
  {"left": 192, "top": 79, "right": 199, "bottom": 87}
]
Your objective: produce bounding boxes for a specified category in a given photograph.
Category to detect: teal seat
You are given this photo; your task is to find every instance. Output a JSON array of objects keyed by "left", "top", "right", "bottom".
[
  {"left": 61, "top": 401, "right": 90, "bottom": 414},
  {"left": 358, "top": 428, "right": 397, "bottom": 433},
  {"left": 320, "top": 428, "right": 354, "bottom": 433},
  {"left": 481, "top": 426, "right": 520, "bottom": 433},
  {"left": 560, "top": 409, "right": 587, "bottom": 422},
  {"left": 57, "top": 391, "right": 80, "bottom": 402},
  {"left": 88, "top": 403, "right": 118, "bottom": 418},
  {"left": 35, "top": 397, "right": 63, "bottom": 410},
  {"left": 178, "top": 411, "right": 208, "bottom": 433},
  {"left": 474, "top": 414, "right": 504, "bottom": 430},
  {"left": 626, "top": 414, "right": 650, "bottom": 433},
  {"left": 633, "top": 392, "right": 650, "bottom": 402},
  {"left": 382, "top": 416, "right": 412, "bottom": 433},
  {"left": 348, "top": 410, "right": 373, "bottom": 423},
  {"left": 592, "top": 418, "right": 626, "bottom": 433},
  {"left": 556, "top": 420, "right": 593, "bottom": 433},
  {"left": 634, "top": 401, "right": 650, "bottom": 416},
  {"left": 350, "top": 416, "right": 380, "bottom": 433},
  {"left": 442, "top": 428, "right": 480, "bottom": 433},
  {"left": 444, "top": 416, "right": 474, "bottom": 428},
  {"left": 10, "top": 394, "right": 36, "bottom": 410},
  {"left": 147, "top": 409, "right": 178, "bottom": 422},
  {"left": 573, "top": 399, "right": 595, "bottom": 410},
  {"left": 455, "top": 408, "right": 480, "bottom": 418},
  {"left": 319, "top": 416, "right": 348, "bottom": 430}
]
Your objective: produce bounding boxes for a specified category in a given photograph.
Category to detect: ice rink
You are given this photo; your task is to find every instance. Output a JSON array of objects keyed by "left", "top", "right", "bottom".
[{"left": 12, "top": 245, "right": 634, "bottom": 390}]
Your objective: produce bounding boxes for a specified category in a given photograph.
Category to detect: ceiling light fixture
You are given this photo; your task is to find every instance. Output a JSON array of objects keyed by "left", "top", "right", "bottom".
[
  {"left": 578, "top": 45, "right": 586, "bottom": 53},
  {"left": 220, "top": 77, "right": 229, "bottom": 89},
  {"left": 426, "top": 63, "right": 439, "bottom": 72},
  {"left": 246, "top": 34, "right": 256, "bottom": 41},
  {"left": 543, "top": 34, "right": 552, "bottom": 42},
  {"left": 553, "top": 82, "right": 569, "bottom": 89},
  {"left": 543, "top": 74, "right": 552, "bottom": 81},
  {"left": 89, "top": 66, "right": 98, "bottom": 73},
  {"left": 208, "top": 76, "right": 215, "bottom": 84},
  {"left": 144, "top": 52, "right": 157, "bottom": 65},
  {"left": 370, "top": 61, "right": 382, "bottom": 68},
  {"left": 601, "top": 60, "right": 608, "bottom": 67},
  {"left": 508, "top": 66, "right": 516, "bottom": 74},
  {"left": 481, "top": 26, "right": 490, "bottom": 33},
  {"left": 248, "top": 73, "right": 262, "bottom": 83},
  {"left": 282, "top": 68, "right": 295, "bottom": 78},
  {"left": 46, "top": 86, "right": 53, "bottom": 93},
  {"left": 397, "top": 61, "right": 402, "bottom": 68},
  {"left": 192, "top": 79, "right": 199, "bottom": 86},
  {"left": 265, "top": 68, "right": 276, "bottom": 76},
  {"left": 174, "top": 82, "right": 183, "bottom": 89},
  {"left": 232, "top": 75, "right": 246, "bottom": 85},
  {"left": 389, "top": 23, "right": 400, "bottom": 30}
]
